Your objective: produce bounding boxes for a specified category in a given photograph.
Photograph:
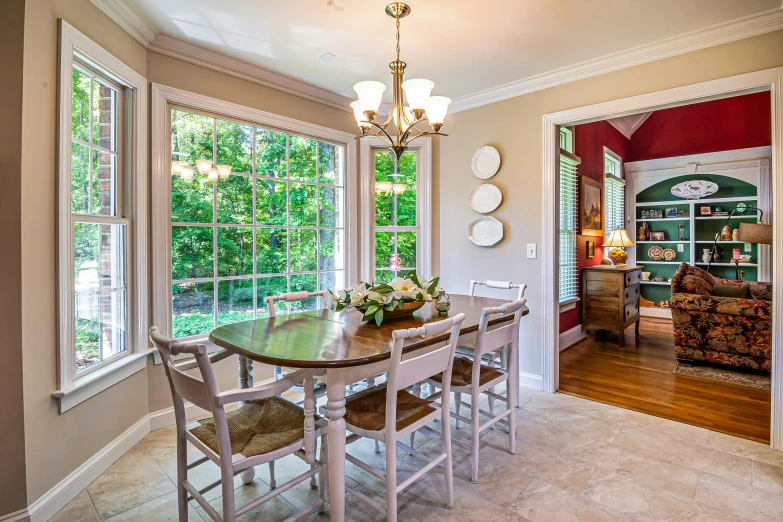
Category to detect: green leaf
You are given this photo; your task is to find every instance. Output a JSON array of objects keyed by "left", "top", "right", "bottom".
[
  {"left": 428, "top": 277, "right": 440, "bottom": 295},
  {"left": 409, "top": 272, "right": 422, "bottom": 288},
  {"left": 374, "top": 308, "right": 384, "bottom": 327}
]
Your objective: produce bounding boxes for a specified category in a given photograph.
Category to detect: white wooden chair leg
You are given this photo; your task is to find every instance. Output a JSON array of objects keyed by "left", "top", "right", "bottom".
[
  {"left": 310, "top": 466, "right": 317, "bottom": 488},
  {"left": 409, "top": 432, "right": 415, "bottom": 453},
  {"left": 318, "top": 434, "right": 328, "bottom": 514},
  {"left": 454, "top": 391, "right": 462, "bottom": 429},
  {"left": 487, "top": 387, "right": 495, "bottom": 430},
  {"left": 412, "top": 382, "right": 421, "bottom": 397},
  {"left": 441, "top": 404, "right": 454, "bottom": 509},
  {"left": 176, "top": 430, "right": 188, "bottom": 521},
  {"left": 374, "top": 439, "right": 380, "bottom": 454},
  {"left": 367, "top": 375, "right": 376, "bottom": 388},
  {"left": 508, "top": 376, "right": 516, "bottom": 455},
  {"left": 269, "top": 461, "right": 276, "bottom": 489},
  {"left": 385, "top": 437, "right": 398, "bottom": 522},
  {"left": 222, "top": 465, "right": 237, "bottom": 522},
  {"left": 471, "top": 390, "right": 480, "bottom": 484}
]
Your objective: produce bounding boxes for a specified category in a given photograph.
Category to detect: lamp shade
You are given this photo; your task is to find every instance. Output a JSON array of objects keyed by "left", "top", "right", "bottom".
[
  {"left": 401, "top": 79, "right": 434, "bottom": 110},
  {"left": 350, "top": 100, "right": 371, "bottom": 128},
  {"left": 603, "top": 229, "right": 635, "bottom": 248},
  {"left": 738, "top": 222, "right": 772, "bottom": 245},
  {"left": 353, "top": 81, "right": 386, "bottom": 113},
  {"left": 425, "top": 96, "right": 451, "bottom": 125}
]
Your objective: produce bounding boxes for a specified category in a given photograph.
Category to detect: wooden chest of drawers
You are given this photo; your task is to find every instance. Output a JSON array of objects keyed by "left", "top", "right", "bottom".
[{"left": 582, "top": 266, "right": 641, "bottom": 346}]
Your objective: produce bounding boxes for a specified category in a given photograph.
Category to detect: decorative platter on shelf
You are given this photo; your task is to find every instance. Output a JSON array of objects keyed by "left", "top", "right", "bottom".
[
  {"left": 670, "top": 180, "right": 718, "bottom": 200},
  {"left": 471, "top": 146, "right": 501, "bottom": 179},
  {"left": 468, "top": 183, "right": 503, "bottom": 213},
  {"left": 468, "top": 216, "right": 504, "bottom": 246},
  {"left": 648, "top": 246, "right": 664, "bottom": 261},
  {"left": 663, "top": 248, "right": 676, "bottom": 261}
]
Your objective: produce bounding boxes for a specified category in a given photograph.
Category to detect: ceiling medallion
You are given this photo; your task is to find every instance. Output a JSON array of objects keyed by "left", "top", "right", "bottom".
[{"left": 351, "top": 2, "right": 450, "bottom": 163}]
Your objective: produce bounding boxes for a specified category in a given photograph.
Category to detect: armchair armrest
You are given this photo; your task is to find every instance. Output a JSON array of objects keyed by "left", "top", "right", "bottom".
[
  {"left": 214, "top": 368, "right": 317, "bottom": 406},
  {"left": 670, "top": 293, "right": 771, "bottom": 319},
  {"left": 171, "top": 349, "right": 233, "bottom": 372}
]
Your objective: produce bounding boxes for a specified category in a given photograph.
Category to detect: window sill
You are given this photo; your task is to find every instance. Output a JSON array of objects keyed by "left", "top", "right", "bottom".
[
  {"left": 53, "top": 350, "right": 152, "bottom": 413},
  {"left": 559, "top": 298, "right": 580, "bottom": 312}
]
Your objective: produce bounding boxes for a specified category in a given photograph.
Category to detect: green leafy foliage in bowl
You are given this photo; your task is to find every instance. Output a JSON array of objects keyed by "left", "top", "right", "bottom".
[{"left": 328, "top": 272, "right": 441, "bottom": 326}]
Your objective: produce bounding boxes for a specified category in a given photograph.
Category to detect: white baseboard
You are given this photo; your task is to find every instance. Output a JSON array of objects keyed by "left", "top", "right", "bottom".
[
  {"left": 27, "top": 416, "right": 151, "bottom": 522},
  {"left": 519, "top": 371, "right": 543, "bottom": 391},
  {"left": 0, "top": 509, "right": 30, "bottom": 522},
  {"left": 559, "top": 325, "right": 586, "bottom": 351}
]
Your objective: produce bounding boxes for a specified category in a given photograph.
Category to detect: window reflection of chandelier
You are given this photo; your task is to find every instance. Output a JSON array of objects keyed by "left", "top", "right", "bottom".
[
  {"left": 351, "top": 2, "right": 450, "bottom": 164},
  {"left": 171, "top": 159, "right": 232, "bottom": 184}
]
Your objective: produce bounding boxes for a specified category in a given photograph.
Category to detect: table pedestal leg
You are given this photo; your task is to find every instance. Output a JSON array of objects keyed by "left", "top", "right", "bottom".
[
  {"left": 326, "top": 376, "right": 347, "bottom": 522},
  {"left": 237, "top": 356, "right": 256, "bottom": 485}
]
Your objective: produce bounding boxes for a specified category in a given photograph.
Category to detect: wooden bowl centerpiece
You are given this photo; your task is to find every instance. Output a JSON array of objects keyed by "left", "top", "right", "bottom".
[{"left": 327, "top": 273, "right": 441, "bottom": 326}]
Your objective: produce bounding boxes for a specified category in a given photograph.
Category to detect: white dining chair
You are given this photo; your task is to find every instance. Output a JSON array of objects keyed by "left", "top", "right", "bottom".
[
  {"left": 340, "top": 313, "right": 466, "bottom": 522},
  {"left": 458, "top": 279, "right": 527, "bottom": 420},
  {"left": 149, "top": 327, "right": 328, "bottom": 522},
  {"left": 426, "top": 298, "right": 526, "bottom": 483}
]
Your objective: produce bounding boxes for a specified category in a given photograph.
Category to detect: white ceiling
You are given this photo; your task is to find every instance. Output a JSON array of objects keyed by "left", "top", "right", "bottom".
[{"left": 128, "top": 0, "right": 781, "bottom": 102}]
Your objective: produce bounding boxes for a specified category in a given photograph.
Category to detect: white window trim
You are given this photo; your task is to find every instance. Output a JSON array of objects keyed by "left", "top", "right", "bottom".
[
  {"left": 150, "top": 84, "right": 358, "bottom": 348},
  {"left": 54, "top": 20, "right": 149, "bottom": 413},
  {"left": 359, "top": 136, "right": 433, "bottom": 281}
]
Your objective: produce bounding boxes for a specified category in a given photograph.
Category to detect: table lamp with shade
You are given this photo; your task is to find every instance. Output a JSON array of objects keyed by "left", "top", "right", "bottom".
[{"left": 603, "top": 229, "right": 636, "bottom": 266}]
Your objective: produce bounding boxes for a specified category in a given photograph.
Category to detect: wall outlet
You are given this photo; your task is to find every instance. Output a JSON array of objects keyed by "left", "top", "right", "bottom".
[
  {"left": 527, "top": 244, "right": 537, "bottom": 259},
  {"left": 744, "top": 242, "right": 752, "bottom": 252},
  {"left": 677, "top": 244, "right": 684, "bottom": 252}
]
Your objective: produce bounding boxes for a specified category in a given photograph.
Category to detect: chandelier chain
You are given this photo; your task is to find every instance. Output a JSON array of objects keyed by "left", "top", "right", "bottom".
[{"left": 395, "top": 12, "right": 401, "bottom": 62}]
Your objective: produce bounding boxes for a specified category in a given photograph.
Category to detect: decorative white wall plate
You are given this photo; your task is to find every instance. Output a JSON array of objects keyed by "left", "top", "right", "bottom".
[
  {"left": 468, "top": 216, "right": 504, "bottom": 246},
  {"left": 670, "top": 180, "right": 718, "bottom": 199},
  {"left": 468, "top": 183, "right": 503, "bottom": 213},
  {"left": 471, "top": 146, "right": 501, "bottom": 179}
]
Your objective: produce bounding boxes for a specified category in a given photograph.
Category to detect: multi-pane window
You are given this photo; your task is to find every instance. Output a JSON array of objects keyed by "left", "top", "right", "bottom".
[
  {"left": 604, "top": 150, "right": 625, "bottom": 241},
  {"left": 559, "top": 152, "right": 579, "bottom": 303},
  {"left": 70, "top": 63, "right": 128, "bottom": 374},
  {"left": 372, "top": 150, "right": 418, "bottom": 283},
  {"left": 170, "top": 108, "right": 345, "bottom": 338}
]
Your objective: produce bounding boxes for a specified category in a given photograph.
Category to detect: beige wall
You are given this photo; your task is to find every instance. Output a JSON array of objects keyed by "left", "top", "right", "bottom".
[
  {"left": 437, "top": 30, "right": 783, "bottom": 378},
  {"left": 1, "top": 0, "right": 28, "bottom": 515}
]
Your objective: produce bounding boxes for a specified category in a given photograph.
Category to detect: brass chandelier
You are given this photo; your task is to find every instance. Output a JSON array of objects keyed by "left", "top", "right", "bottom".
[{"left": 351, "top": 2, "right": 450, "bottom": 161}]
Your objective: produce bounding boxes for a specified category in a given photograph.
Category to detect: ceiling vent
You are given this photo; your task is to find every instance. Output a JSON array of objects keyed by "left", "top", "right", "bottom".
[{"left": 318, "top": 52, "right": 337, "bottom": 62}]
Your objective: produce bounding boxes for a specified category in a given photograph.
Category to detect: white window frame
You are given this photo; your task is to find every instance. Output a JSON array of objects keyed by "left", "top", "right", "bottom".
[
  {"left": 54, "top": 21, "right": 149, "bottom": 413},
  {"left": 603, "top": 147, "right": 626, "bottom": 251},
  {"left": 151, "top": 84, "right": 358, "bottom": 346},
  {"left": 359, "top": 137, "right": 432, "bottom": 282}
]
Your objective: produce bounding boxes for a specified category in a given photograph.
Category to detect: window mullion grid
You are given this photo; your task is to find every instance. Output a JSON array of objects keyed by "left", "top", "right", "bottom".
[
  {"left": 285, "top": 135, "right": 291, "bottom": 313},
  {"left": 212, "top": 117, "right": 218, "bottom": 329},
  {"left": 252, "top": 127, "right": 258, "bottom": 318},
  {"left": 87, "top": 74, "right": 94, "bottom": 215}
]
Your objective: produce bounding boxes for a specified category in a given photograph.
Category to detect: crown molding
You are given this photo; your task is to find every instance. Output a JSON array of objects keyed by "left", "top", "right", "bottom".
[
  {"left": 89, "top": 0, "right": 157, "bottom": 47},
  {"left": 450, "top": 7, "right": 783, "bottom": 113},
  {"left": 607, "top": 112, "right": 653, "bottom": 139},
  {"left": 148, "top": 35, "right": 353, "bottom": 112}
]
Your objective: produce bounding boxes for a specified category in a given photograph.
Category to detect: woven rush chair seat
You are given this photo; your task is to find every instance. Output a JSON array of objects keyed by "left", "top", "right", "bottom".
[
  {"left": 188, "top": 396, "right": 308, "bottom": 458},
  {"left": 430, "top": 356, "right": 504, "bottom": 388},
  {"left": 344, "top": 385, "right": 437, "bottom": 432}
]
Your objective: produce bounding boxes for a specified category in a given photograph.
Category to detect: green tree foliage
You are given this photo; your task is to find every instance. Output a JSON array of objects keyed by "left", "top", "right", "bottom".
[{"left": 169, "top": 109, "right": 344, "bottom": 337}]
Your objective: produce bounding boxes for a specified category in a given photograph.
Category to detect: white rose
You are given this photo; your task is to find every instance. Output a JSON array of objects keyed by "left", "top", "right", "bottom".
[
  {"left": 367, "top": 290, "right": 392, "bottom": 304},
  {"left": 327, "top": 291, "right": 342, "bottom": 310},
  {"left": 349, "top": 290, "right": 366, "bottom": 307},
  {"left": 390, "top": 277, "right": 419, "bottom": 299}
]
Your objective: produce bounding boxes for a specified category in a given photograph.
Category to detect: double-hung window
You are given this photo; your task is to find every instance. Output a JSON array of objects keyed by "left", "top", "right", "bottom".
[
  {"left": 559, "top": 128, "right": 580, "bottom": 303},
  {"left": 603, "top": 148, "right": 626, "bottom": 243},
  {"left": 168, "top": 107, "right": 346, "bottom": 339},
  {"left": 56, "top": 22, "right": 148, "bottom": 412},
  {"left": 361, "top": 138, "right": 432, "bottom": 283}
]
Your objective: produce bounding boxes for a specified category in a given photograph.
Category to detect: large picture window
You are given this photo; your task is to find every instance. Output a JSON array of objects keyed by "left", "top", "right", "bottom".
[{"left": 169, "top": 108, "right": 345, "bottom": 338}]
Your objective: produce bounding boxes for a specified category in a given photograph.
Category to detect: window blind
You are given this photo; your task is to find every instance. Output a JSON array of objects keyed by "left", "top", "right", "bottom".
[
  {"left": 559, "top": 154, "right": 579, "bottom": 303},
  {"left": 604, "top": 174, "right": 626, "bottom": 239}
]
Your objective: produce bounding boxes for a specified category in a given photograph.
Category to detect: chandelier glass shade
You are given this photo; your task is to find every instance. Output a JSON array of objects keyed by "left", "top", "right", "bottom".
[
  {"left": 352, "top": 2, "right": 450, "bottom": 161},
  {"left": 171, "top": 159, "right": 232, "bottom": 184}
]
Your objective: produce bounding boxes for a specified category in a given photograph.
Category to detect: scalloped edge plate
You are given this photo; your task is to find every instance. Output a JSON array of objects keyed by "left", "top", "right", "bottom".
[
  {"left": 468, "top": 216, "right": 504, "bottom": 246},
  {"left": 468, "top": 183, "right": 503, "bottom": 213},
  {"left": 663, "top": 248, "right": 676, "bottom": 261},
  {"left": 471, "top": 146, "right": 501, "bottom": 179}
]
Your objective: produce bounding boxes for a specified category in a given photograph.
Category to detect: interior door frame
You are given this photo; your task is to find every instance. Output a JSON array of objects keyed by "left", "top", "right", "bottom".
[{"left": 541, "top": 66, "right": 783, "bottom": 448}]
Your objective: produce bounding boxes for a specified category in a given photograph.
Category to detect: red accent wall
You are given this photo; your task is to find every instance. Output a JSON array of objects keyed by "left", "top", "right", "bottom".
[
  {"left": 628, "top": 92, "right": 771, "bottom": 161},
  {"left": 559, "top": 120, "right": 630, "bottom": 333}
]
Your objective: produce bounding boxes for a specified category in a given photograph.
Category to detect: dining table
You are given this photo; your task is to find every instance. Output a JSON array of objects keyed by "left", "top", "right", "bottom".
[{"left": 209, "top": 293, "right": 526, "bottom": 522}]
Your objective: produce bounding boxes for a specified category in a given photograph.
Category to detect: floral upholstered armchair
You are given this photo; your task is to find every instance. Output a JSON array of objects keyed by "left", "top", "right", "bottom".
[{"left": 669, "top": 263, "right": 771, "bottom": 371}]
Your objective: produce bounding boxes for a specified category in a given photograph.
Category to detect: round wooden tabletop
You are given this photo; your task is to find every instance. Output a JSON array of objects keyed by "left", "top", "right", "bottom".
[{"left": 209, "top": 294, "right": 525, "bottom": 368}]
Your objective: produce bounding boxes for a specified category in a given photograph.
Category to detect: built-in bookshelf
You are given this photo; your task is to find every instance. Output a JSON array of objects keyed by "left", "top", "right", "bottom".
[{"left": 625, "top": 148, "right": 771, "bottom": 318}]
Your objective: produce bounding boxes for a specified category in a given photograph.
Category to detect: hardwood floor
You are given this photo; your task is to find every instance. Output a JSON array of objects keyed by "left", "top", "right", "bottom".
[{"left": 559, "top": 318, "right": 771, "bottom": 443}]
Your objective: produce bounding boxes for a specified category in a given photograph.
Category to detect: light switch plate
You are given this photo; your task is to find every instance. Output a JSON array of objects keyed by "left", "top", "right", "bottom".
[
  {"left": 527, "top": 244, "right": 537, "bottom": 259},
  {"left": 744, "top": 243, "right": 752, "bottom": 252},
  {"left": 677, "top": 244, "right": 684, "bottom": 252}
]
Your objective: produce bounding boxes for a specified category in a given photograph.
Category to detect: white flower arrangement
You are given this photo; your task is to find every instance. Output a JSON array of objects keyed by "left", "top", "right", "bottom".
[{"left": 328, "top": 272, "right": 441, "bottom": 326}]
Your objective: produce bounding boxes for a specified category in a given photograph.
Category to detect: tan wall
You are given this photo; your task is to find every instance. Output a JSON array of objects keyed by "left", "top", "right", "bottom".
[
  {"left": 1, "top": 0, "right": 28, "bottom": 515},
  {"left": 437, "top": 30, "right": 783, "bottom": 378}
]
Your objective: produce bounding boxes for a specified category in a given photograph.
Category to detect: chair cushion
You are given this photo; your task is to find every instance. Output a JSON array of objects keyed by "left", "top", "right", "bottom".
[
  {"left": 430, "top": 357, "right": 504, "bottom": 388},
  {"left": 713, "top": 284, "right": 751, "bottom": 299},
  {"left": 188, "top": 396, "right": 305, "bottom": 458},
  {"left": 344, "top": 385, "right": 437, "bottom": 433}
]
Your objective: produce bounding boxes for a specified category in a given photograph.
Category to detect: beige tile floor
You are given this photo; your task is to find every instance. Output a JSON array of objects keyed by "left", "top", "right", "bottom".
[{"left": 50, "top": 388, "right": 783, "bottom": 522}]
